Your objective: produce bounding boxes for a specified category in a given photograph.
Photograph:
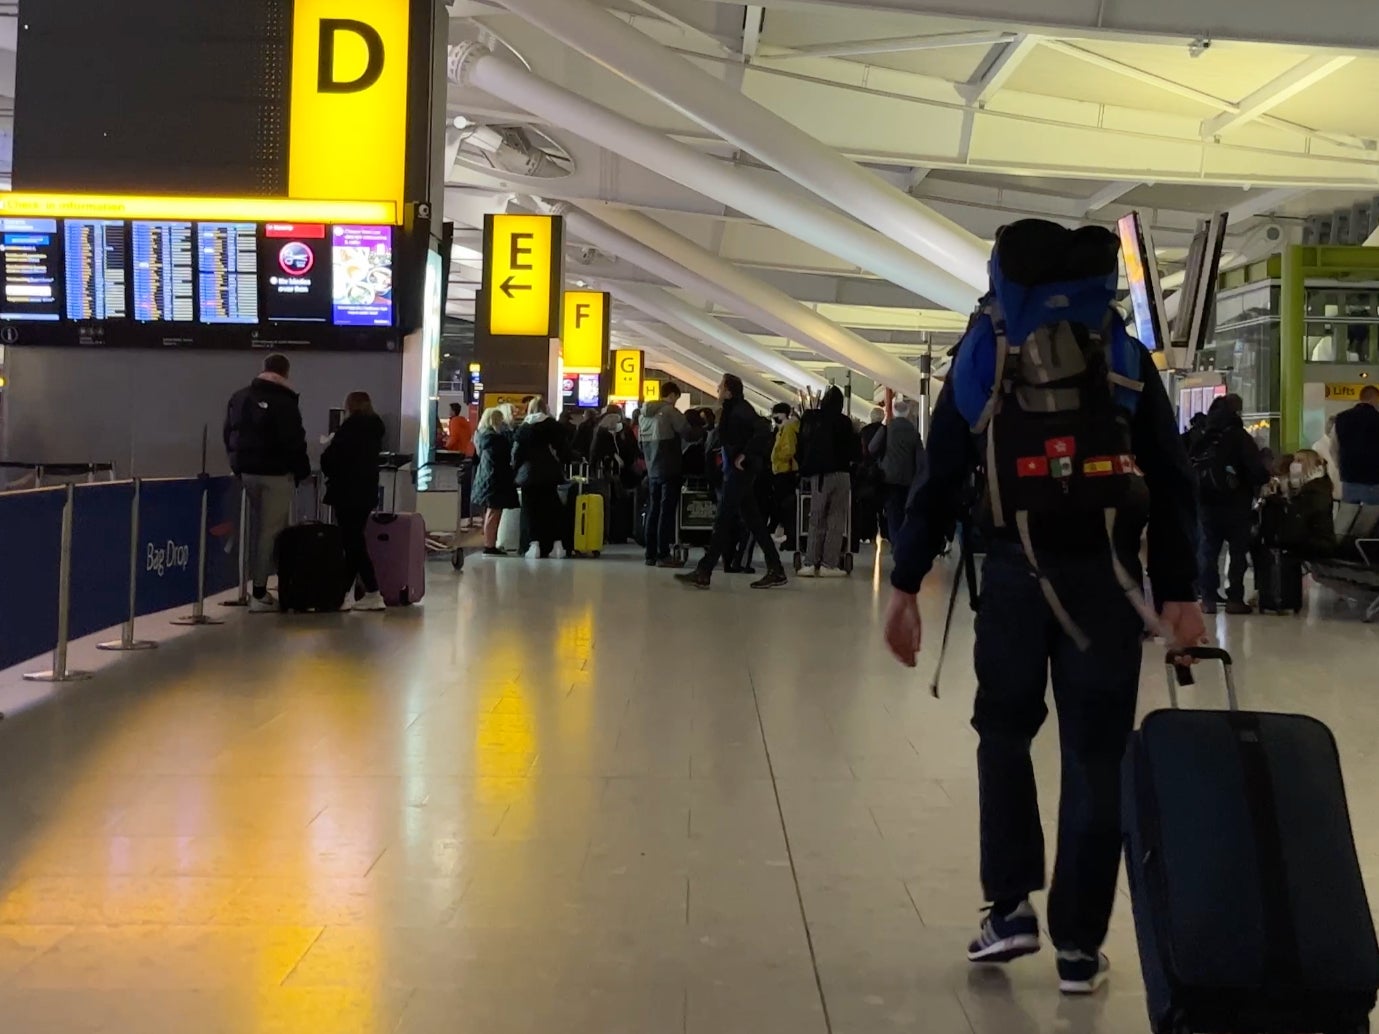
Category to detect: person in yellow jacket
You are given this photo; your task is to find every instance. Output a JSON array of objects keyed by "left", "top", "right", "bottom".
[{"left": 769, "top": 403, "right": 801, "bottom": 550}]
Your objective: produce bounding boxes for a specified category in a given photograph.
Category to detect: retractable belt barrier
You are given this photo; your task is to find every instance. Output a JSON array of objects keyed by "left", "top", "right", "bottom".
[{"left": 0, "top": 475, "right": 243, "bottom": 696}]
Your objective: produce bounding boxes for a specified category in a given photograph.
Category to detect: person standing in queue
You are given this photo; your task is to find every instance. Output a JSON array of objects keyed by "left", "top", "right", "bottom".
[
  {"left": 512, "top": 396, "right": 574, "bottom": 559},
  {"left": 675, "top": 375, "right": 787, "bottom": 590},
  {"left": 472, "top": 406, "right": 519, "bottom": 556},
  {"left": 796, "top": 385, "right": 859, "bottom": 577},
  {"left": 639, "top": 382, "right": 699, "bottom": 567},
  {"left": 223, "top": 353, "right": 311, "bottom": 613},
  {"left": 769, "top": 402, "right": 801, "bottom": 552},
  {"left": 870, "top": 398, "right": 926, "bottom": 547},
  {"left": 320, "top": 392, "right": 387, "bottom": 612},
  {"left": 881, "top": 220, "right": 1204, "bottom": 996},
  {"left": 1191, "top": 393, "right": 1270, "bottom": 614},
  {"left": 445, "top": 402, "right": 477, "bottom": 529}
]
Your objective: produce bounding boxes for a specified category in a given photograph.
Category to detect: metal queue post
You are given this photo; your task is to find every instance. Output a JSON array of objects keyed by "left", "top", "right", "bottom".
[
  {"left": 171, "top": 478, "right": 224, "bottom": 628},
  {"left": 23, "top": 485, "right": 93, "bottom": 683},
  {"left": 98, "top": 479, "right": 158, "bottom": 652}
]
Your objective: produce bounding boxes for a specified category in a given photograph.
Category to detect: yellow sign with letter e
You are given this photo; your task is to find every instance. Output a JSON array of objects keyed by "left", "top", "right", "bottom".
[{"left": 482, "top": 214, "right": 563, "bottom": 338}]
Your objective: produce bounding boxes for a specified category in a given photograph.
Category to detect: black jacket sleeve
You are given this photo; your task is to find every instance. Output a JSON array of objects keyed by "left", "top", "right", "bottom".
[
  {"left": 890, "top": 383, "right": 973, "bottom": 594},
  {"left": 1130, "top": 347, "right": 1199, "bottom": 603},
  {"left": 278, "top": 399, "right": 310, "bottom": 483},
  {"left": 1236, "top": 427, "right": 1271, "bottom": 490}
]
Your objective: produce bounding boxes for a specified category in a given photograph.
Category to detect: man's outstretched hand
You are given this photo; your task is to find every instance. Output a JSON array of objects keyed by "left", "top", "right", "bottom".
[{"left": 883, "top": 589, "right": 923, "bottom": 667}]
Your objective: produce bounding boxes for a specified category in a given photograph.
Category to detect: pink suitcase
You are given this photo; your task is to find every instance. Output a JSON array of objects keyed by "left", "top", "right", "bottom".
[{"left": 366, "top": 513, "right": 427, "bottom": 605}]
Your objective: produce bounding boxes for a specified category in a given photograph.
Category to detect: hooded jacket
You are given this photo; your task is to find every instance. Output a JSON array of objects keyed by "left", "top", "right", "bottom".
[
  {"left": 223, "top": 373, "right": 310, "bottom": 481},
  {"left": 320, "top": 412, "right": 385, "bottom": 510},
  {"left": 771, "top": 415, "right": 800, "bottom": 475},
  {"left": 1194, "top": 405, "right": 1270, "bottom": 507},
  {"left": 512, "top": 412, "right": 571, "bottom": 488},
  {"left": 639, "top": 400, "right": 694, "bottom": 480},
  {"left": 472, "top": 426, "right": 519, "bottom": 510},
  {"left": 797, "top": 387, "right": 859, "bottom": 478}
]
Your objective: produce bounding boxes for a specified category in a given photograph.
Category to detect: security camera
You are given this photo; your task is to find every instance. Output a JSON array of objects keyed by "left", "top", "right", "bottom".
[
  {"left": 578, "top": 246, "right": 598, "bottom": 264},
  {"left": 1188, "top": 35, "right": 1211, "bottom": 57}
]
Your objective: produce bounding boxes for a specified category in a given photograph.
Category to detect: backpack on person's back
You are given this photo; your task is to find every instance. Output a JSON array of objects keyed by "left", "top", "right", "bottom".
[
  {"left": 949, "top": 218, "right": 1154, "bottom": 645},
  {"left": 1189, "top": 426, "right": 1240, "bottom": 500}
]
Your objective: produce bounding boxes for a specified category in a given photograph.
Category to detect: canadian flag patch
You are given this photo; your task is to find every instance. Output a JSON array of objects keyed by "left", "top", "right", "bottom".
[
  {"left": 1044, "top": 436, "right": 1076, "bottom": 459},
  {"left": 1016, "top": 456, "right": 1049, "bottom": 477}
]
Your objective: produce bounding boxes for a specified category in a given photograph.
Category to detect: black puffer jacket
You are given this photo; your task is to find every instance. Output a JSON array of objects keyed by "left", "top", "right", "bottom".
[
  {"left": 224, "top": 374, "right": 310, "bottom": 481},
  {"left": 473, "top": 428, "right": 518, "bottom": 510},
  {"left": 512, "top": 414, "right": 572, "bottom": 488},
  {"left": 321, "top": 412, "right": 385, "bottom": 510},
  {"left": 797, "top": 387, "right": 860, "bottom": 477}
]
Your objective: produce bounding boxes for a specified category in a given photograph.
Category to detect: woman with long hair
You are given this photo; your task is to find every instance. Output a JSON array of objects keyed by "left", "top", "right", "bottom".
[
  {"left": 321, "top": 391, "right": 386, "bottom": 611},
  {"left": 511, "top": 396, "right": 574, "bottom": 558},
  {"left": 472, "top": 406, "right": 518, "bottom": 555}
]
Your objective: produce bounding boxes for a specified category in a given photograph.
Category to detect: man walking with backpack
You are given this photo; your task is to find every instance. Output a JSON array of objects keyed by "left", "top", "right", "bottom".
[
  {"left": 675, "top": 375, "right": 787, "bottom": 590},
  {"left": 881, "top": 220, "right": 1204, "bottom": 995},
  {"left": 1191, "top": 393, "right": 1269, "bottom": 614}
]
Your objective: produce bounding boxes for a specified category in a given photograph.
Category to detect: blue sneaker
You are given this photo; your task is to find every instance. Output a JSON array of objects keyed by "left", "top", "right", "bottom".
[
  {"left": 967, "top": 900, "right": 1041, "bottom": 963},
  {"left": 1056, "top": 950, "right": 1110, "bottom": 994}
]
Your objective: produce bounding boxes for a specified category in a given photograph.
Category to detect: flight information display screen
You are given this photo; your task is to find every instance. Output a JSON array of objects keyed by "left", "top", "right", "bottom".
[
  {"left": 0, "top": 217, "right": 63, "bottom": 322},
  {"left": 64, "top": 219, "right": 128, "bottom": 320},
  {"left": 197, "top": 222, "right": 259, "bottom": 324},
  {"left": 332, "top": 225, "right": 393, "bottom": 327},
  {"left": 132, "top": 221, "right": 195, "bottom": 322},
  {"left": 260, "top": 223, "right": 330, "bottom": 323},
  {"left": 0, "top": 216, "right": 400, "bottom": 349}
]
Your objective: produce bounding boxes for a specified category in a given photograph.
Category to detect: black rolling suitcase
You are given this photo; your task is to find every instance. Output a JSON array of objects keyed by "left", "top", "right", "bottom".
[
  {"left": 1257, "top": 547, "right": 1305, "bottom": 614},
  {"left": 276, "top": 523, "right": 347, "bottom": 613},
  {"left": 1123, "top": 647, "right": 1379, "bottom": 1034}
]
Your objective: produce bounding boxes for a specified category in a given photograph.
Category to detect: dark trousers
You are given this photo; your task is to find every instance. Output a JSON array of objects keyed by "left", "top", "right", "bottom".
[
  {"left": 696, "top": 463, "right": 782, "bottom": 578},
  {"left": 883, "top": 483, "right": 910, "bottom": 543},
  {"left": 645, "top": 476, "right": 681, "bottom": 561},
  {"left": 336, "top": 505, "right": 379, "bottom": 595},
  {"left": 973, "top": 545, "right": 1144, "bottom": 953},
  {"left": 1199, "top": 503, "right": 1252, "bottom": 602},
  {"left": 521, "top": 484, "right": 565, "bottom": 557},
  {"left": 770, "top": 472, "right": 799, "bottom": 550}
]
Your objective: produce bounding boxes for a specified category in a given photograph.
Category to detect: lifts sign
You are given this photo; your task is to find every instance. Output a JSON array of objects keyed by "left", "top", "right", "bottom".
[
  {"left": 289, "top": 0, "right": 410, "bottom": 208},
  {"left": 482, "top": 214, "right": 564, "bottom": 338}
]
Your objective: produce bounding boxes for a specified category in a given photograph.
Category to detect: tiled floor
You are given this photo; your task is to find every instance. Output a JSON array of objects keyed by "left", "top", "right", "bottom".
[{"left": 1, "top": 546, "right": 1377, "bottom": 1032}]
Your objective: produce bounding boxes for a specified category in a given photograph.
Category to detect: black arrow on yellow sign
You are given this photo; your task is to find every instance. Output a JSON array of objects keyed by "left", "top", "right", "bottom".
[{"left": 500, "top": 275, "right": 532, "bottom": 299}]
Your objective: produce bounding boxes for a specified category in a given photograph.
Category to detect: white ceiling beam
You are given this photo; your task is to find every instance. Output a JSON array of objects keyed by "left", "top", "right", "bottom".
[
  {"left": 621, "top": 0, "right": 738, "bottom": 58},
  {"left": 741, "top": 5, "right": 765, "bottom": 60},
  {"left": 1083, "top": 181, "right": 1140, "bottom": 215},
  {"left": 1225, "top": 187, "right": 1304, "bottom": 224},
  {"left": 957, "top": 34, "right": 1039, "bottom": 106},
  {"left": 733, "top": 0, "right": 1379, "bottom": 52},
  {"left": 1037, "top": 39, "right": 1238, "bottom": 112},
  {"left": 760, "top": 29, "right": 1014, "bottom": 61},
  {"left": 1201, "top": 55, "right": 1355, "bottom": 139}
]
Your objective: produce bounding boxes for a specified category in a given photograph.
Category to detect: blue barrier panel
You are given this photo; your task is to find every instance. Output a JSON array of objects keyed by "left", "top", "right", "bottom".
[
  {"left": 135, "top": 478, "right": 203, "bottom": 618},
  {"left": 0, "top": 488, "right": 66, "bottom": 670},
  {"left": 204, "top": 476, "right": 241, "bottom": 597},
  {"left": 68, "top": 481, "right": 136, "bottom": 642}
]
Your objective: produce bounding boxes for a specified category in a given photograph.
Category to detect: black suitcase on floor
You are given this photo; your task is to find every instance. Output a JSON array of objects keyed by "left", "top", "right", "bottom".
[
  {"left": 276, "top": 523, "right": 347, "bottom": 613},
  {"left": 1123, "top": 648, "right": 1378, "bottom": 1034},
  {"left": 1257, "top": 547, "right": 1305, "bottom": 614}
]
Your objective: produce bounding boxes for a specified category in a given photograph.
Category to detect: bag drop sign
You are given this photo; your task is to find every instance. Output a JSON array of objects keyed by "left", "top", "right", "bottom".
[{"left": 147, "top": 540, "right": 191, "bottom": 577}]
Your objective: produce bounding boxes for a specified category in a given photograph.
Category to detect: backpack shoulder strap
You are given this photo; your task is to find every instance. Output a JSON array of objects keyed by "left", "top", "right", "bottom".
[{"left": 973, "top": 298, "right": 1014, "bottom": 435}]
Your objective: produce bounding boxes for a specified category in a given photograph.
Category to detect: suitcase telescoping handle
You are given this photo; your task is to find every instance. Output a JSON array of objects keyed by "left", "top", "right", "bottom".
[{"left": 1164, "top": 647, "right": 1238, "bottom": 711}]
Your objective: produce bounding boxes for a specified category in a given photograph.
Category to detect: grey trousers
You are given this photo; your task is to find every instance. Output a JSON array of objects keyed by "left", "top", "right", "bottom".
[
  {"left": 807, "top": 472, "right": 851, "bottom": 569},
  {"left": 242, "top": 473, "right": 295, "bottom": 588}
]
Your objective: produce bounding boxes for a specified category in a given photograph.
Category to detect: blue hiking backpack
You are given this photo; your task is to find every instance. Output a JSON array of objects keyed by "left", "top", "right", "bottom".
[{"left": 950, "top": 219, "right": 1156, "bottom": 648}]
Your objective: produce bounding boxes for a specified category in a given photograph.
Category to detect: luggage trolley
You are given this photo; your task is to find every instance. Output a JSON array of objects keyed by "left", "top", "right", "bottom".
[
  {"left": 792, "top": 477, "right": 855, "bottom": 575},
  {"left": 671, "top": 478, "right": 717, "bottom": 566}
]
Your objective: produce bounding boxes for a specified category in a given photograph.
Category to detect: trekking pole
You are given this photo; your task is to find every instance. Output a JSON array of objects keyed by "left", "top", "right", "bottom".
[{"left": 928, "top": 544, "right": 967, "bottom": 699}]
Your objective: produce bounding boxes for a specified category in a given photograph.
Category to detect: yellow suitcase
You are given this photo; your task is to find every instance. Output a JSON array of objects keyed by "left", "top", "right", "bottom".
[{"left": 571, "top": 485, "right": 605, "bottom": 557}]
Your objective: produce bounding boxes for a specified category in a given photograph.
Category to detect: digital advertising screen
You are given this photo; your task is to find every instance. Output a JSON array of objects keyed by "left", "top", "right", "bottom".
[
  {"left": 332, "top": 225, "right": 393, "bottom": 327},
  {"left": 0, "top": 217, "right": 63, "bottom": 322},
  {"left": 577, "top": 373, "right": 601, "bottom": 408},
  {"left": 1116, "top": 212, "right": 1167, "bottom": 352},
  {"left": 197, "top": 222, "right": 260, "bottom": 324},
  {"left": 132, "top": 221, "right": 194, "bottom": 322},
  {"left": 65, "top": 219, "right": 128, "bottom": 320},
  {"left": 260, "top": 224, "right": 330, "bottom": 323}
]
